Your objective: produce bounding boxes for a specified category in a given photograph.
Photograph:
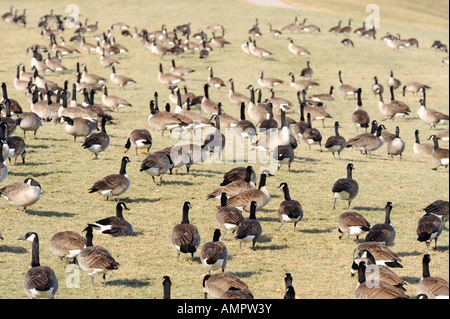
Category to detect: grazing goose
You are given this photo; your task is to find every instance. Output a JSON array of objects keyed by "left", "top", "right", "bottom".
[
  {"left": 61, "top": 116, "right": 98, "bottom": 142},
  {"left": 402, "top": 82, "right": 430, "bottom": 96},
  {"left": 338, "top": 211, "right": 371, "bottom": 243},
  {"left": 171, "top": 202, "right": 201, "bottom": 260},
  {"left": 258, "top": 71, "right": 283, "bottom": 90},
  {"left": 284, "top": 273, "right": 296, "bottom": 299},
  {"left": 170, "top": 59, "right": 194, "bottom": 77},
  {"left": 424, "top": 200, "right": 449, "bottom": 228},
  {"left": 101, "top": 86, "right": 132, "bottom": 110},
  {"left": 235, "top": 201, "right": 262, "bottom": 249},
  {"left": 287, "top": 37, "right": 310, "bottom": 56},
  {"left": 78, "top": 225, "right": 119, "bottom": 287},
  {"left": 140, "top": 152, "right": 170, "bottom": 185},
  {"left": 386, "top": 71, "right": 401, "bottom": 90},
  {"left": 18, "top": 232, "right": 58, "bottom": 299},
  {"left": 110, "top": 66, "right": 136, "bottom": 89},
  {"left": 228, "top": 79, "right": 250, "bottom": 106},
  {"left": 417, "top": 212, "right": 443, "bottom": 250},
  {"left": 417, "top": 254, "right": 449, "bottom": 299},
  {"left": 235, "top": 102, "right": 257, "bottom": 141},
  {"left": 372, "top": 76, "right": 384, "bottom": 95},
  {"left": 148, "top": 97, "right": 189, "bottom": 137},
  {"left": 338, "top": 71, "right": 358, "bottom": 99},
  {"left": 216, "top": 193, "right": 245, "bottom": 240},
  {"left": 49, "top": 231, "right": 86, "bottom": 264},
  {"left": 346, "top": 124, "right": 385, "bottom": 158},
  {"left": 89, "top": 156, "right": 131, "bottom": 201},
  {"left": 413, "top": 129, "right": 434, "bottom": 156},
  {"left": 354, "top": 261, "right": 408, "bottom": 299},
  {"left": 158, "top": 63, "right": 183, "bottom": 86},
  {"left": 325, "top": 121, "right": 346, "bottom": 159},
  {"left": 227, "top": 171, "right": 272, "bottom": 211},
  {"left": 203, "top": 273, "right": 253, "bottom": 299},
  {"left": 302, "top": 113, "right": 323, "bottom": 151},
  {"left": 207, "top": 66, "right": 226, "bottom": 89},
  {"left": 201, "top": 229, "right": 228, "bottom": 273},
  {"left": 387, "top": 126, "right": 405, "bottom": 160},
  {"left": 207, "top": 166, "right": 256, "bottom": 199},
  {"left": 124, "top": 129, "right": 153, "bottom": 155},
  {"left": 417, "top": 91, "right": 449, "bottom": 129},
  {"left": 365, "top": 202, "right": 396, "bottom": 246},
  {"left": 428, "top": 135, "right": 449, "bottom": 170},
  {"left": 201, "top": 83, "right": 219, "bottom": 115},
  {"left": 341, "top": 38, "right": 354, "bottom": 47},
  {"left": 0, "top": 177, "right": 41, "bottom": 215},
  {"left": 332, "top": 163, "right": 359, "bottom": 209},
  {"left": 6, "top": 135, "right": 27, "bottom": 165},
  {"left": 82, "top": 116, "right": 109, "bottom": 159},
  {"left": 351, "top": 242, "right": 403, "bottom": 276},
  {"left": 88, "top": 202, "right": 134, "bottom": 237},
  {"left": 220, "top": 166, "right": 257, "bottom": 186},
  {"left": 276, "top": 183, "right": 303, "bottom": 231}
]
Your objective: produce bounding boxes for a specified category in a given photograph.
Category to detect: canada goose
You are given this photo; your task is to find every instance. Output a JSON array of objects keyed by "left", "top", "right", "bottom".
[
  {"left": 201, "top": 229, "right": 228, "bottom": 274},
  {"left": 207, "top": 166, "right": 256, "bottom": 199},
  {"left": 101, "top": 86, "right": 132, "bottom": 110},
  {"left": 259, "top": 102, "right": 278, "bottom": 133},
  {"left": 44, "top": 52, "right": 67, "bottom": 72},
  {"left": 428, "top": 135, "right": 449, "bottom": 170},
  {"left": 293, "top": 102, "right": 308, "bottom": 139},
  {"left": 268, "top": 89, "right": 292, "bottom": 111},
  {"left": 79, "top": 63, "right": 106, "bottom": 86},
  {"left": 78, "top": 225, "right": 119, "bottom": 287},
  {"left": 338, "top": 70, "right": 358, "bottom": 98},
  {"left": 49, "top": 230, "right": 86, "bottom": 264},
  {"left": 258, "top": 71, "right": 283, "bottom": 90},
  {"left": 346, "top": 124, "right": 385, "bottom": 158},
  {"left": 417, "top": 212, "right": 443, "bottom": 250},
  {"left": 354, "top": 21, "right": 366, "bottom": 35},
  {"left": 206, "top": 66, "right": 225, "bottom": 89},
  {"left": 175, "top": 97, "right": 214, "bottom": 131},
  {"left": 14, "top": 65, "right": 31, "bottom": 93},
  {"left": 61, "top": 116, "right": 98, "bottom": 142},
  {"left": 436, "top": 128, "right": 449, "bottom": 142},
  {"left": 282, "top": 273, "right": 296, "bottom": 299},
  {"left": 29, "top": 87, "right": 51, "bottom": 120},
  {"left": 417, "top": 254, "right": 449, "bottom": 299},
  {"left": 372, "top": 76, "right": 384, "bottom": 95},
  {"left": 273, "top": 144, "right": 295, "bottom": 171},
  {"left": 250, "top": 41, "right": 273, "bottom": 59},
  {"left": 162, "top": 276, "right": 171, "bottom": 299},
  {"left": 1, "top": 104, "right": 21, "bottom": 138},
  {"left": 341, "top": 38, "right": 354, "bottom": 47},
  {"left": 362, "top": 26, "right": 377, "bottom": 39},
  {"left": 88, "top": 202, "right": 134, "bottom": 237},
  {"left": 268, "top": 23, "right": 282, "bottom": 37},
  {"left": 276, "top": 183, "right": 303, "bottom": 231},
  {"left": 417, "top": 91, "right": 449, "bottom": 129},
  {"left": 352, "top": 88, "right": 370, "bottom": 132},
  {"left": 170, "top": 59, "right": 194, "bottom": 77},
  {"left": 140, "top": 152, "right": 170, "bottom": 185},
  {"left": 235, "top": 201, "right": 262, "bottom": 249},
  {"left": 201, "top": 83, "right": 219, "bottom": 115},
  {"left": 202, "top": 114, "right": 225, "bottom": 159},
  {"left": 220, "top": 166, "right": 257, "bottom": 186},
  {"left": 171, "top": 202, "right": 201, "bottom": 260},
  {"left": 246, "top": 85, "right": 269, "bottom": 124},
  {"left": 365, "top": 202, "right": 396, "bottom": 246},
  {"left": 1, "top": 82, "right": 23, "bottom": 115},
  {"left": 351, "top": 242, "right": 403, "bottom": 276},
  {"left": 253, "top": 109, "right": 291, "bottom": 151},
  {"left": 82, "top": 116, "right": 109, "bottom": 159},
  {"left": 0, "top": 177, "right": 41, "bottom": 214},
  {"left": 354, "top": 261, "right": 409, "bottom": 299},
  {"left": 386, "top": 71, "right": 401, "bottom": 90},
  {"left": 217, "top": 102, "right": 239, "bottom": 128},
  {"left": 18, "top": 232, "right": 58, "bottom": 299},
  {"left": 310, "top": 86, "right": 335, "bottom": 102},
  {"left": 18, "top": 111, "right": 41, "bottom": 139},
  {"left": 110, "top": 66, "right": 136, "bottom": 89},
  {"left": 288, "top": 73, "right": 319, "bottom": 92},
  {"left": 424, "top": 200, "right": 449, "bottom": 228},
  {"left": 329, "top": 20, "right": 342, "bottom": 34},
  {"left": 332, "top": 163, "right": 358, "bottom": 209},
  {"left": 216, "top": 193, "right": 245, "bottom": 240},
  {"left": 338, "top": 211, "right": 370, "bottom": 243},
  {"left": 99, "top": 49, "right": 119, "bottom": 68},
  {"left": 377, "top": 91, "right": 409, "bottom": 121},
  {"left": 58, "top": 87, "right": 96, "bottom": 121},
  {"left": 203, "top": 272, "right": 253, "bottom": 299},
  {"left": 402, "top": 82, "right": 430, "bottom": 96},
  {"left": 89, "top": 156, "right": 131, "bottom": 201},
  {"left": 227, "top": 171, "right": 272, "bottom": 211},
  {"left": 148, "top": 96, "right": 189, "bottom": 137},
  {"left": 235, "top": 102, "right": 257, "bottom": 141},
  {"left": 6, "top": 135, "right": 26, "bottom": 165},
  {"left": 387, "top": 126, "right": 405, "bottom": 160},
  {"left": 302, "top": 113, "right": 323, "bottom": 151},
  {"left": 302, "top": 23, "right": 321, "bottom": 33},
  {"left": 287, "top": 37, "right": 310, "bottom": 56},
  {"left": 0, "top": 130, "right": 7, "bottom": 182},
  {"left": 339, "top": 19, "right": 353, "bottom": 34},
  {"left": 325, "top": 121, "right": 346, "bottom": 159},
  {"left": 228, "top": 79, "right": 250, "bottom": 106},
  {"left": 124, "top": 129, "right": 152, "bottom": 155}
]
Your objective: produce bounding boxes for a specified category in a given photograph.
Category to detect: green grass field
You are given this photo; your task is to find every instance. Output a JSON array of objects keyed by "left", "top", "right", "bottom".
[{"left": 0, "top": 0, "right": 448, "bottom": 299}]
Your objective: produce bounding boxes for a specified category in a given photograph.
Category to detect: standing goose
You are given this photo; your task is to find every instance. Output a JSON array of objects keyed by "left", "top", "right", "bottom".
[
  {"left": 246, "top": 85, "right": 269, "bottom": 125},
  {"left": 417, "top": 90, "right": 449, "bottom": 129},
  {"left": 302, "top": 113, "right": 323, "bottom": 151},
  {"left": 203, "top": 273, "right": 253, "bottom": 299},
  {"left": 202, "top": 114, "right": 225, "bottom": 159},
  {"left": 162, "top": 276, "right": 171, "bottom": 299},
  {"left": 258, "top": 71, "right": 283, "bottom": 90},
  {"left": 157, "top": 63, "right": 183, "bottom": 86},
  {"left": 124, "top": 129, "right": 153, "bottom": 155},
  {"left": 387, "top": 126, "right": 405, "bottom": 160},
  {"left": 332, "top": 163, "right": 358, "bottom": 209},
  {"left": 0, "top": 127, "right": 7, "bottom": 183},
  {"left": 207, "top": 166, "right": 256, "bottom": 199},
  {"left": 78, "top": 225, "right": 119, "bottom": 287},
  {"left": 88, "top": 156, "right": 131, "bottom": 201},
  {"left": 249, "top": 39, "right": 273, "bottom": 59},
  {"left": 148, "top": 97, "right": 189, "bottom": 137},
  {"left": 288, "top": 73, "right": 319, "bottom": 92},
  {"left": 365, "top": 202, "right": 396, "bottom": 246},
  {"left": 325, "top": 121, "right": 346, "bottom": 159},
  {"left": 235, "top": 102, "right": 257, "bottom": 141},
  {"left": 346, "top": 124, "right": 385, "bottom": 158},
  {"left": 235, "top": 201, "right": 262, "bottom": 249},
  {"left": 139, "top": 151, "right": 171, "bottom": 185},
  {"left": 171, "top": 202, "right": 201, "bottom": 260},
  {"left": 6, "top": 135, "right": 27, "bottom": 165},
  {"left": 338, "top": 211, "right": 371, "bottom": 243},
  {"left": 402, "top": 82, "right": 430, "bottom": 96},
  {"left": 329, "top": 20, "right": 342, "bottom": 34},
  {"left": 110, "top": 66, "right": 136, "bottom": 89},
  {"left": 201, "top": 83, "right": 219, "bottom": 115},
  {"left": 79, "top": 63, "right": 106, "bottom": 86},
  {"left": 372, "top": 76, "right": 384, "bottom": 95},
  {"left": 253, "top": 109, "right": 290, "bottom": 151},
  {"left": 273, "top": 144, "right": 295, "bottom": 171},
  {"left": 88, "top": 202, "right": 134, "bottom": 237},
  {"left": 207, "top": 66, "right": 226, "bottom": 89},
  {"left": 101, "top": 86, "right": 132, "bottom": 110},
  {"left": 338, "top": 70, "right": 358, "bottom": 99},
  {"left": 0, "top": 177, "right": 41, "bottom": 215},
  {"left": 18, "top": 232, "right": 58, "bottom": 299},
  {"left": 217, "top": 103, "right": 239, "bottom": 128},
  {"left": 339, "top": 19, "right": 353, "bottom": 34},
  {"left": 287, "top": 38, "right": 310, "bottom": 56},
  {"left": 417, "top": 254, "right": 449, "bottom": 299},
  {"left": 300, "top": 61, "right": 313, "bottom": 78},
  {"left": 227, "top": 170, "right": 272, "bottom": 211},
  {"left": 82, "top": 116, "right": 109, "bottom": 159},
  {"left": 175, "top": 96, "right": 214, "bottom": 131},
  {"left": 435, "top": 128, "right": 449, "bottom": 142},
  {"left": 294, "top": 101, "right": 308, "bottom": 139},
  {"left": 417, "top": 212, "right": 443, "bottom": 250},
  {"left": 170, "top": 59, "right": 194, "bottom": 77},
  {"left": 61, "top": 116, "right": 98, "bottom": 142},
  {"left": 201, "top": 229, "right": 228, "bottom": 273},
  {"left": 268, "top": 23, "right": 282, "bottom": 37},
  {"left": 228, "top": 79, "right": 250, "bottom": 106},
  {"left": 259, "top": 102, "right": 278, "bottom": 133},
  {"left": 428, "top": 135, "right": 449, "bottom": 171},
  {"left": 276, "top": 183, "right": 303, "bottom": 231},
  {"left": 284, "top": 273, "right": 296, "bottom": 299},
  {"left": 386, "top": 71, "right": 401, "bottom": 90},
  {"left": 310, "top": 86, "right": 335, "bottom": 102},
  {"left": 220, "top": 166, "right": 257, "bottom": 186},
  {"left": 215, "top": 192, "right": 245, "bottom": 241},
  {"left": 351, "top": 242, "right": 403, "bottom": 276},
  {"left": 413, "top": 129, "right": 434, "bottom": 156},
  {"left": 49, "top": 230, "right": 86, "bottom": 264},
  {"left": 424, "top": 200, "right": 449, "bottom": 228}
]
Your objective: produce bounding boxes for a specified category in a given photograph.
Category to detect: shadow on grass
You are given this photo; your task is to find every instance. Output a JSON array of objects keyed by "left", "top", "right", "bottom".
[
  {"left": 26, "top": 210, "right": 76, "bottom": 218},
  {"left": 9, "top": 170, "right": 70, "bottom": 177},
  {"left": 0, "top": 245, "right": 28, "bottom": 254},
  {"left": 352, "top": 206, "right": 385, "bottom": 212},
  {"left": 107, "top": 278, "right": 151, "bottom": 288},
  {"left": 300, "top": 228, "right": 333, "bottom": 234},
  {"left": 162, "top": 180, "right": 195, "bottom": 186}
]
